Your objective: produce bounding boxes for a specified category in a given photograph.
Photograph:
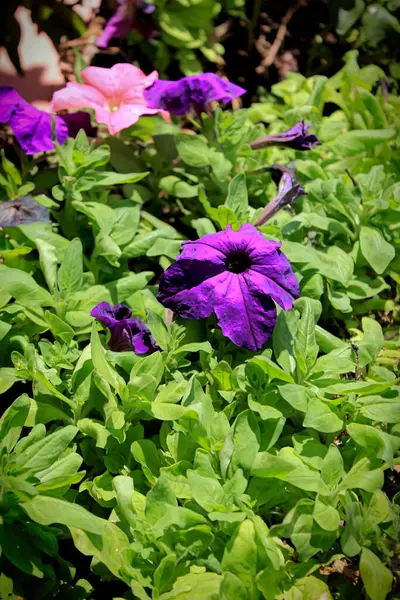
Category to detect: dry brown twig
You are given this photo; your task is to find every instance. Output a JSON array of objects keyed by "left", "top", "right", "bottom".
[{"left": 256, "top": 0, "right": 307, "bottom": 74}]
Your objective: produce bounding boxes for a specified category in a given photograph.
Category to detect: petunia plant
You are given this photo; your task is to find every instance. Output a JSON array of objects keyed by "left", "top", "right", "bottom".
[{"left": 0, "top": 51, "right": 399, "bottom": 600}]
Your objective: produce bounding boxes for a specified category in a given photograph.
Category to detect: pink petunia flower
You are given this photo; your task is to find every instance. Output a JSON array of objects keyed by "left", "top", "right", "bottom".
[{"left": 51, "top": 63, "right": 169, "bottom": 135}]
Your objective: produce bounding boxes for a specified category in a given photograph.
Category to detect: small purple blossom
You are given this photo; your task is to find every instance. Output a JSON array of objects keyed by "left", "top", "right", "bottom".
[
  {"left": 96, "top": 0, "right": 156, "bottom": 48},
  {"left": 0, "top": 195, "right": 50, "bottom": 227},
  {"left": 144, "top": 73, "right": 246, "bottom": 116},
  {"left": 250, "top": 121, "right": 321, "bottom": 151},
  {"left": 255, "top": 166, "right": 306, "bottom": 226},
  {"left": 91, "top": 302, "right": 158, "bottom": 354},
  {"left": 0, "top": 86, "right": 94, "bottom": 155},
  {"left": 157, "top": 224, "right": 299, "bottom": 351}
]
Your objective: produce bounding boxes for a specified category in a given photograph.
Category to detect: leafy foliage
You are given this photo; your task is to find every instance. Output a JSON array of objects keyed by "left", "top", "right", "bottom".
[{"left": 0, "top": 52, "right": 399, "bottom": 600}]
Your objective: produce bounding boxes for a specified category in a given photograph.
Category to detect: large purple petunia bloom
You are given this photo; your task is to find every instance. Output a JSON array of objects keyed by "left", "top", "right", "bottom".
[
  {"left": 0, "top": 86, "right": 94, "bottom": 155},
  {"left": 91, "top": 301, "right": 158, "bottom": 354},
  {"left": 250, "top": 121, "right": 321, "bottom": 151},
  {"left": 157, "top": 224, "right": 300, "bottom": 351},
  {"left": 144, "top": 73, "right": 246, "bottom": 116}
]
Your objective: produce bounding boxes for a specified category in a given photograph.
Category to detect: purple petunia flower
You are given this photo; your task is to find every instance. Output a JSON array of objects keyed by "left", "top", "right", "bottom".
[
  {"left": 0, "top": 195, "right": 50, "bottom": 227},
  {"left": 157, "top": 224, "right": 299, "bottom": 351},
  {"left": 0, "top": 86, "right": 94, "bottom": 155},
  {"left": 96, "top": 0, "right": 156, "bottom": 48},
  {"left": 91, "top": 301, "right": 158, "bottom": 354},
  {"left": 255, "top": 166, "right": 306, "bottom": 226},
  {"left": 250, "top": 121, "right": 321, "bottom": 151},
  {"left": 144, "top": 73, "right": 246, "bottom": 116}
]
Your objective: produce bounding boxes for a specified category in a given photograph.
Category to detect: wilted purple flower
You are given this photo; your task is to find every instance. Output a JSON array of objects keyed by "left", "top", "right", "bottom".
[
  {"left": 157, "top": 224, "right": 299, "bottom": 351},
  {"left": 58, "top": 111, "right": 97, "bottom": 139},
  {"left": 0, "top": 86, "right": 94, "bottom": 155},
  {"left": 255, "top": 166, "right": 306, "bottom": 226},
  {"left": 0, "top": 195, "right": 50, "bottom": 227},
  {"left": 91, "top": 302, "right": 158, "bottom": 354},
  {"left": 97, "top": 0, "right": 156, "bottom": 48},
  {"left": 144, "top": 73, "right": 246, "bottom": 116},
  {"left": 250, "top": 121, "right": 321, "bottom": 151}
]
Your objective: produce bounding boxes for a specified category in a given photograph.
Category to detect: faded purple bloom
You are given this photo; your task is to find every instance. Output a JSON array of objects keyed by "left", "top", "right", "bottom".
[
  {"left": 0, "top": 195, "right": 50, "bottom": 227},
  {"left": 58, "top": 111, "right": 97, "bottom": 138},
  {"left": 157, "top": 224, "right": 299, "bottom": 351},
  {"left": 250, "top": 121, "right": 321, "bottom": 151},
  {"left": 97, "top": 0, "right": 156, "bottom": 48},
  {"left": 256, "top": 166, "right": 306, "bottom": 226},
  {"left": 91, "top": 301, "right": 158, "bottom": 354},
  {"left": 144, "top": 73, "right": 246, "bottom": 116},
  {"left": 0, "top": 86, "right": 94, "bottom": 155}
]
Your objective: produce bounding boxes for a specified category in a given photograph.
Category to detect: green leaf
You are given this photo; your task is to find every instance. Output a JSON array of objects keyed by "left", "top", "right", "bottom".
[
  {"left": 176, "top": 134, "right": 210, "bottom": 167},
  {"left": 21, "top": 495, "right": 130, "bottom": 579},
  {"left": 158, "top": 571, "right": 221, "bottom": 600},
  {"left": 347, "top": 423, "right": 400, "bottom": 467},
  {"left": 359, "top": 226, "right": 395, "bottom": 275},
  {"left": 303, "top": 397, "right": 343, "bottom": 434},
  {"left": 13, "top": 425, "right": 78, "bottom": 474},
  {"left": 358, "top": 396, "right": 400, "bottom": 423},
  {"left": 187, "top": 470, "right": 227, "bottom": 512},
  {"left": 225, "top": 174, "right": 248, "bottom": 222},
  {"left": 336, "top": 0, "right": 365, "bottom": 35},
  {"left": 0, "top": 264, "right": 54, "bottom": 307},
  {"left": 36, "top": 239, "right": 58, "bottom": 292},
  {"left": 251, "top": 452, "right": 330, "bottom": 495},
  {"left": 0, "top": 394, "right": 30, "bottom": 455},
  {"left": 360, "top": 547, "right": 393, "bottom": 600},
  {"left": 90, "top": 322, "right": 122, "bottom": 391},
  {"left": 339, "top": 458, "right": 384, "bottom": 493},
  {"left": 57, "top": 238, "right": 83, "bottom": 299},
  {"left": 159, "top": 176, "right": 199, "bottom": 198},
  {"left": 131, "top": 439, "right": 161, "bottom": 485},
  {"left": 221, "top": 520, "right": 258, "bottom": 600},
  {"left": 321, "top": 444, "right": 345, "bottom": 486},
  {"left": 272, "top": 309, "right": 298, "bottom": 374}
]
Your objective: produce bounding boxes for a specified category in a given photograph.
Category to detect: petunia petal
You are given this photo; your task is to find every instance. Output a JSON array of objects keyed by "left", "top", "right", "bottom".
[
  {"left": 82, "top": 64, "right": 158, "bottom": 100},
  {"left": 51, "top": 82, "right": 108, "bottom": 125},
  {"left": 157, "top": 256, "right": 225, "bottom": 315},
  {"left": 9, "top": 105, "right": 68, "bottom": 154},
  {"left": 161, "top": 269, "right": 277, "bottom": 350},
  {"left": 0, "top": 86, "right": 29, "bottom": 121}
]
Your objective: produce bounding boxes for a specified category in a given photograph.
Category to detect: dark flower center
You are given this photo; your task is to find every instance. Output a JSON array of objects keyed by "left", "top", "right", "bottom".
[
  {"left": 114, "top": 306, "right": 131, "bottom": 320},
  {"left": 226, "top": 252, "right": 251, "bottom": 274}
]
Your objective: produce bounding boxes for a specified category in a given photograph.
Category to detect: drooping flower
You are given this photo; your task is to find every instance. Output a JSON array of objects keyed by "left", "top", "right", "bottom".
[
  {"left": 91, "top": 301, "right": 158, "bottom": 354},
  {"left": 144, "top": 73, "right": 246, "bottom": 116},
  {"left": 250, "top": 121, "right": 321, "bottom": 151},
  {"left": 255, "top": 166, "right": 306, "bottom": 226},
  {"left": 0, "top": 86, "right": 95, "bottom": 155},
  {"left": 51, "top": 64, "right": 169, "bottom": 136},
  {"left": 157, "top": 224, "right": 299, "bottom": 351},
  {"left": 0, "top": 195, "right": 50, "bottom": 227},
  {"left": 96, "top": 0, "right": 156, "bottom": 48}
]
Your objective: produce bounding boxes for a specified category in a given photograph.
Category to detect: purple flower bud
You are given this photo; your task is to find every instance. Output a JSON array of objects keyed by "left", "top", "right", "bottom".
[
  {"left": 157, "top": 224, "right": 299, "bottom": 351},
  {"left": 91, "top": 302, "right": 158, "bottom": 354},
  {"left": 255, "top": 166, "right": 306, "bottom": 226},
  {"left": 144, "top": 73, "right": 246, "bottom": 116},
  {"left": 250, "top": 121, "right": 321, "bottom": 151}
]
